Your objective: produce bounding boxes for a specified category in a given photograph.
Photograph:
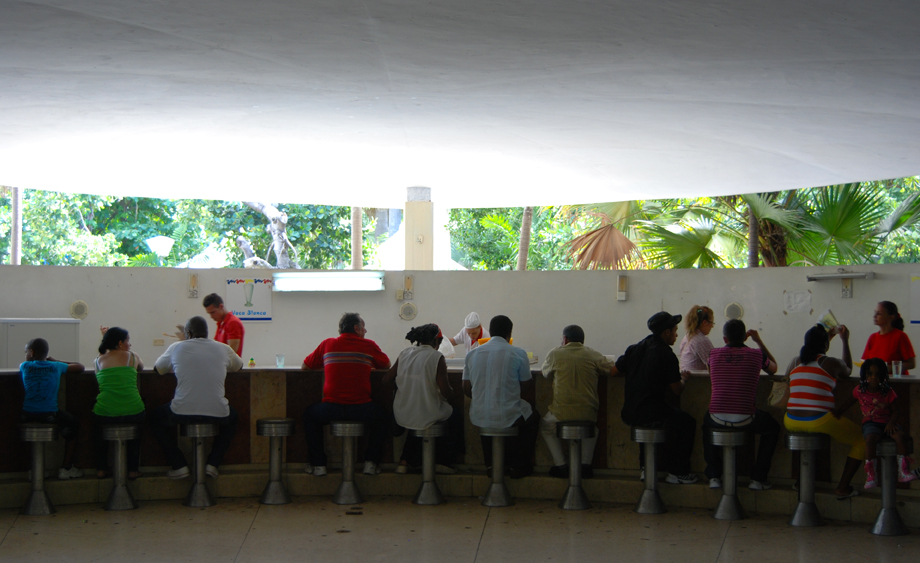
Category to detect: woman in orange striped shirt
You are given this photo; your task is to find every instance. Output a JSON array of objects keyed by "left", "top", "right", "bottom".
[{"left": 784, "top": 324, "right": 864, "bottom": 499}]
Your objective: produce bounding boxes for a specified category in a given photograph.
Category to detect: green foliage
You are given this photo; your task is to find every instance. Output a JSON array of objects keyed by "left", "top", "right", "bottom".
[
  {"left": 0, "top": 189, "right": 371, "bottom": 269},
  {"left": 448, "top": 207, "right": 581, "bottom": 270}
]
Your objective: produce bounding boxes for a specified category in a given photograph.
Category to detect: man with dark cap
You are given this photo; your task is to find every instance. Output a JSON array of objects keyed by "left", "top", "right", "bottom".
[{"left": 617, "top": 311, "right": 697, "bottom": 484}]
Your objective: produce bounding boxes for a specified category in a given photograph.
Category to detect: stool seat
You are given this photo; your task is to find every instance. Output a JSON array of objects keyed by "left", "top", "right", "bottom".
[
  {"left": 708, "top": 428, "right": 747, "bottom": 447},
  {"left": 557, "top": 420, "right": 596, "bottom": 440},
  {"left": 101, "top": 424, "right": 139, "bottom": 511},
  {"left": 331, "top": 421, "right": 365, "bottom": 437},
  {"left": 707, "top": 429, "right": 747, "bottom": 521},
  {"left": 871, "top": 436, "right": 914, "bottom": 536},
  {"left": 19, "top": 423, "right": 57, "bottom": 442},
  {"left": 331, "top": 421, "right": 365, "bottom": 505},
  {"left": 257, "top": 418, "right": 295, "bottom": 437},
  {"left": 103, "top": 424, "right": 139, "bottom": 441},
  {"left": 631, "top": 426, "right": 667, "bottom": 444},
  {"left": 630, "top": 426, "right": 667, "bottom": 514},
  {"left": 412, "top": 422, "right": 448, "bottom": 505},
  {"left": 785, "top": 432, "right": 829, "bottom": 527},
  {"left": 785, "top": 432, "right": 828, "bottom": 451},
  {"left": 412, "top": 422, "right": 447, "bottom": 439},
  {"left": 256, "top": 418, "right": 294, "bottom": 505},
  {"left": 180, "top": 423, "right": 219, "bottom": 438},
  {"left": 480, "top": 426, "right": 519, "bottom": 437}
]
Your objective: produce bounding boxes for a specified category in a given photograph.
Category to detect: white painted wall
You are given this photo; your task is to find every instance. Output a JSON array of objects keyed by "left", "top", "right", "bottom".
[{"left": 0, "top": 264, "right": 915, "bottom": 368}]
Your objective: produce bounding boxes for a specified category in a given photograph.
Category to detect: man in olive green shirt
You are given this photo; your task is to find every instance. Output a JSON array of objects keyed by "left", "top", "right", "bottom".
[{"left": 541, "top": 324, "right": 617, "bottom": 478}]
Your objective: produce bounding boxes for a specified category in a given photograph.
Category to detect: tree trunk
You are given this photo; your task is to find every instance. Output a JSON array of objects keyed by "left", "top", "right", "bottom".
[
  {"left": 11, "top": 186, "right": 22, "bottom": 265},
  {"left": 517, "top": 206, "right": 534, "bottom": 270},
  {"left": 351, "top": 206, "right": 362, "bottom": 270},
  {"left": 243, "top": 202, "right": 299, "bottom": 269},
  {"left": 747, "top": 207, "right": 759, "bottom": 268}
]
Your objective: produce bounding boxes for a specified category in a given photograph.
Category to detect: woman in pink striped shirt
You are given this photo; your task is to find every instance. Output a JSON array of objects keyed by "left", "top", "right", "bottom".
[{"left": 784, "top": 324, "right": 864, "bottom": 499}]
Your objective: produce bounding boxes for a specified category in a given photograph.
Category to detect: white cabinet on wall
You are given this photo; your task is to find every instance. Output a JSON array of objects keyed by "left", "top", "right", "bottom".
[{"left": 1, "top": 319, "right": 80, "bottom": 369}]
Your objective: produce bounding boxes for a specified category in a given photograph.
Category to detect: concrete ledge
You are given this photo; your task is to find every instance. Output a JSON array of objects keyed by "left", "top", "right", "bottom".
[{"left": 2, "top": 468, "right": 919, "bottom": 527}]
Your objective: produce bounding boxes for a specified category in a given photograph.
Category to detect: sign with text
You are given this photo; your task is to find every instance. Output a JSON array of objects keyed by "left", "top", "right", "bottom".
[{"left": 225, "top": 278, "right": 273, "bottom": 321}]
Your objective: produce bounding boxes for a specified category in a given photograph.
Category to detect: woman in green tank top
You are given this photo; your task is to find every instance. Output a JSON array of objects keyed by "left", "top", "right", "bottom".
[{"left": 94, "top": 327, "right": 146, "bottom": 479}]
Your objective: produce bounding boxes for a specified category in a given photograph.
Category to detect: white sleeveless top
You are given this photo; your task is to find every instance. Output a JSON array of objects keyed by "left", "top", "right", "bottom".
[{"left": 393, "top": 345, "right": 453, "bottom": 430}]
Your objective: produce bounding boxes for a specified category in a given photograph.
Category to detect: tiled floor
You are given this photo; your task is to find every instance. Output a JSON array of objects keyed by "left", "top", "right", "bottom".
[{"left": 0, "top": 497, "right": 918, "bottom": 563}]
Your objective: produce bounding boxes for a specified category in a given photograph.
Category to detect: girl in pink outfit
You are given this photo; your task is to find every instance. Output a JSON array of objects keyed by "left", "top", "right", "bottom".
[{"left": 838, "top": 358, "right": 916, "bottom": 488}]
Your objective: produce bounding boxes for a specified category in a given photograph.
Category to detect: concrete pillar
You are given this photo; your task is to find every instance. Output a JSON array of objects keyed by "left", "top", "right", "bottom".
[
  {"left": 351, "top": 207, "right": 362, "bottom": 270},
  {"left": 405, "top": 187, "right": 433, "bottom": 270}
]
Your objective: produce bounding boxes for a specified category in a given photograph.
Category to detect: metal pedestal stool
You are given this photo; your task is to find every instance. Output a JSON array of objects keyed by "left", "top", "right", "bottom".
[
  {"left": 19, "top": 423, "right": 57, "bottom": 515},
  {"left": 708, "top": 428, "right": 747, "bottom": 520},
  {"left": 412, "top": 422, "right": 447, "bottom": 505},
  {"left": 870, "top": 438, "right": 913, "bottom": 536},
  {"left": 331, "top": 421, "right": 365, "bottom": 505},
  {"left": 786, "top": 432, "right": 829, "bottom": 527},
  {"left": 180, "top": 423, "right": 219, "bottom": 508},
  {"left": 257, "top": 418, "right": 295, "bottom": 505},
  {"left": 479, "top": 426, "right": 519, "bottom": 507},
  {"left": 631, "top": 426, "right": 668, "bottom": 514},
  {"left": 557, "top": 421, "right": 595, "bottom": 510},
  {"left": 102, "top": 424, "right": 139, "bottom": 511}
]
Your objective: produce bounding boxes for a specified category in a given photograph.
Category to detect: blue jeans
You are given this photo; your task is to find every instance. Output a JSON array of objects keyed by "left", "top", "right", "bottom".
[
  {"left": 303, "top": 401, "right": 385, "bottom": 466},
  {"left": 150, "top": 404, "right": 238, "bottom": 470}
]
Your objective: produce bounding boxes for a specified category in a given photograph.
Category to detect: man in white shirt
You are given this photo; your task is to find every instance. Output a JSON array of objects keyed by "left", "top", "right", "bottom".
[
  {"left": 462, "top": 314, "right": 538, "bottom": 478},
  {"left": 152, "top": 316, "right": 244, "bottom": 479},
  {"left": 449, "top": 312, "right": 490, "bottom": 354}
]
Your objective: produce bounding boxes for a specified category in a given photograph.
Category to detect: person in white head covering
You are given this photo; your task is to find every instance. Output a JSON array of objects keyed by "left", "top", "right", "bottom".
[{"left": 449, "top": 312, "right": 490, "bottom": 354}]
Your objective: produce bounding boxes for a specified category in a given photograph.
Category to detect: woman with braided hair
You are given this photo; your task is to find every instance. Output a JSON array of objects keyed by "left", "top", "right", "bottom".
[{"left": 384, "top": 323, "right": 462, "bottom": 474}]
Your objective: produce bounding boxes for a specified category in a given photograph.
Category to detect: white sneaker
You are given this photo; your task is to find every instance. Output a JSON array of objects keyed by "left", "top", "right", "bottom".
[
  {"left": 206, "top": 465, "right": 219, "bottom": 478},
  {"left": 305, "top": 464, "right": 327, "bottom": 476},
  {"left": 167, "top": 466, "right": 190, "bottom": 480},
  {"left": 435, "top": 464, "right": 457, "bottom": 475},
  {"left": 665, "top": 473, "right": 699, "bottom": 484},
  {"left": 58, "top": 466, "right": 83, "bottom": 480},
  {"left": 639, "top": 469, "right": 645, "bottom": 481},
  {"left": 395, "top": 464, "right": 408, "bottom": 474},
  {"left": 363, "top": 461, "right": 381, "bottom": 475},
  {"left": 749, "top": 480, "right": 772, "bottom": 491},
  {"left": 709, "top": 477, "right": 722, "bottom": 489}
]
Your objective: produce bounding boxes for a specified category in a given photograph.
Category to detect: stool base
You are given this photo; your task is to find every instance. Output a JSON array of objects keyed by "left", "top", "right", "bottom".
[
  {"left": 333, "top": 480, "right": 364, "bottom": 505},
  {"left": 21, "top": 491, "right": 55, "bottom": 516},
  {"left": 184, "top": 483, "right": 215, "bottom": 508},
  {"left": 260, "top": 480, "right": 292, "bottom": 505},
  {"left": 713, "top": 494, "right": 745, "bottom": 521},
  {"left": 559, "top": 484, "right": 591, "bottom": 511},
  {"left": 105, "top": 484, "right": 138, "bottom": 511},
  {"left": 789, "top": 502, "right": 822, "bottom": 527},
  {"left": 482, "top": 483, "right": 514, "bottom": 507},
  {"left": 635, "top": 489, "right": 666, "bottom": 514},
  {"left": 871, "top": 507, "right": 909, "bottom": 536},
  {"left": 413, "top": 481, "right": 445, "bottom": 506}
]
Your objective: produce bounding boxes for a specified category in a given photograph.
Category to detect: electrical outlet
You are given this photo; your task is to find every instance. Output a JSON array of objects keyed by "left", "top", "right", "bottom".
[
  {"left": 403, "top": 290, "right": 413, "bottom": 300},
  {"left": 153, "top": 339, "right": 165, "bottom": 346},
  {"left": 841, "top": 278, "right": 852, "bottom": 298},
  {"left": 396, "top": 289, "right": 404, "bottom": 300}
]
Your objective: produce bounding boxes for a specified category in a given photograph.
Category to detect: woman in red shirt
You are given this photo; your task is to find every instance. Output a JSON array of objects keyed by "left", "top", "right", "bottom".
[{"left": 862, "top": 301, "right": 915, "bottom": 374}]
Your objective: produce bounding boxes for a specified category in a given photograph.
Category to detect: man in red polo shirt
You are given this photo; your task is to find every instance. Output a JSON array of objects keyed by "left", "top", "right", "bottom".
[
  {"left": 203, "top": 293, "right": 244, "bottom": 356},
  {"left": 302, "top": 312, "right": 391, "bottom": 476}
]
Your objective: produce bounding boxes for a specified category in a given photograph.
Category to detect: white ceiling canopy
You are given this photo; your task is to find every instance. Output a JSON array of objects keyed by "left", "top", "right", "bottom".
[{"left": 2, "top": 1, "right": 919, "bottom": 208}]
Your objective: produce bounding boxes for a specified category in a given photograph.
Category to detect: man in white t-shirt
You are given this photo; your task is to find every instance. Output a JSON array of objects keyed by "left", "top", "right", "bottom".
[
  {"left": 449, "top": 311, "right": 490, "bottom": 354},
  {"left": 152, "top": 316, "right": 244, "bottom": 479}
]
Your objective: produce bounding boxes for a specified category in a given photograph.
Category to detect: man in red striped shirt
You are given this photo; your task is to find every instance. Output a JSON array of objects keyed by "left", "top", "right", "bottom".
[
  {"left": 704, "top": 319, "right": 779, "bottom": 491},
  {"left": 302, "top": 313, "right": 391, "bottom": 477}
]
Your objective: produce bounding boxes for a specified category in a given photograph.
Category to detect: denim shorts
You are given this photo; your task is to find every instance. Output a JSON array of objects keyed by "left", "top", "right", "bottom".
[{"left": 862, "top": 421, "right": 895, "bottom": 437}]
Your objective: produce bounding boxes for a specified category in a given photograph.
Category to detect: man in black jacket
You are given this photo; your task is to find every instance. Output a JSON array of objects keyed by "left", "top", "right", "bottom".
[{"left": 618, "top": 311, "right": 697, "bottom": 484}]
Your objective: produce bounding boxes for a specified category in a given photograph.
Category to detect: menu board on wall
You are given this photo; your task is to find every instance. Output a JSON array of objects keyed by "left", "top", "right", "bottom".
[{"left": 226, "top": 277, "right": 273, "bottom": 321}]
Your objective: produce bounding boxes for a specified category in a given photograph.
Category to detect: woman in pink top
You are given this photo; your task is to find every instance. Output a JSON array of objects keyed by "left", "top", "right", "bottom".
[
  {"left": 679, "top": 305, "right": 714, "bottom": 371},
  {"left": 862, "top": 301, "right": 915, "bottom": 374},
  {"left": 784, "top": 324, "right": 864, "bottom": 499}
]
